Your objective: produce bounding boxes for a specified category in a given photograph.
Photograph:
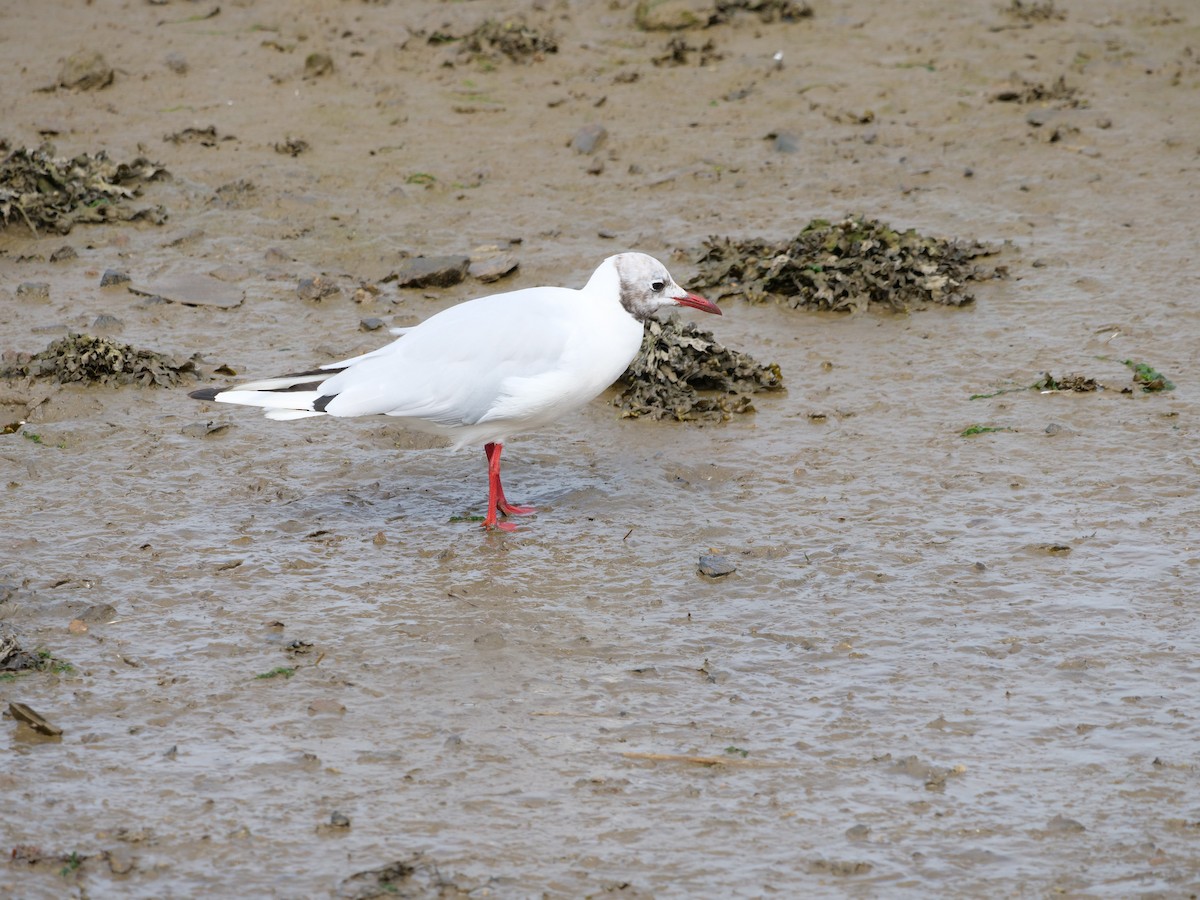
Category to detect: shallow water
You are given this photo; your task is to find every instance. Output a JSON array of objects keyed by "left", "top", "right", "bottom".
[{"left": 3, "top": 0, "right": 1200, "bottom": 896}]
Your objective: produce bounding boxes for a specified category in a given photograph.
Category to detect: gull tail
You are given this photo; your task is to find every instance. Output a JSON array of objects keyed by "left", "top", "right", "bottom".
[{"left": 189, "top": 367, "right": 344, "bottom": 420}]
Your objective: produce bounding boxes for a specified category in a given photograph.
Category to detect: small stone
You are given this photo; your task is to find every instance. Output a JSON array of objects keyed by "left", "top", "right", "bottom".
[
  {"left": 352, "top": 284, "right": 380, "bottom": 304},
  {"left": 92, "top": 314, "right": 124, "bottom": 333},
  {"left": 304, "top": 52, "right": 334, "bottom": 78},
  {"left": 297, "top": 276, "right": 341, "bottom": 302},
  {"left": 387, "top": 256, "right": 470, "bottom": 289},
  {"left": 58, "top": 50, "right": 114, "bottom": 91},
  {"left": 845, "top": 824, "right": 871, "bottom": 841},
  {"left": 1046, "top": 814, "right": 1086, "bottom": 834},
  {"left": 329, "top": 811, "right": 351, "bottom": 828},
  {"left": 586, "top": 157, "right": 605, "bottom": 175},
  {"left": 571, "top": 123, "right": 608, "bottom": 155},
  {"left": 107, "top": 848, "right": 135, "bottom": 875},
  {"left": 1045, "top": 422, "right": 1062, "bottom": 435},
  {"left": 360, "top": 317, "right": 385, "bottom": 332},
  {"left": 770, "top": 130, "right": 800, "bottom": 153},
  {"left": 50, "top": 245, "right": 77, "bottom": 262},
  {"left": 1025, "top": 108, "right": 1058, "bottom": 128},
  {"left": 698, "top": 554, "right": 737, "bottom": 578},
  {"left": 78, "top": 603, "right": 118, "bottom": 624},
  {"left": 635, "top": 0, "right": 712, "bottom": 30},
  {"left": 468, "top": 252, "right": 519, "bottom": 283},
  {"left": 372, "top": 531, "right": 387, "bottom": 546},
  {"left": 100, "top": 269, "right": 131, "bottom": 287},
  {"left": 9, "top": 701, "right": 62, "bottom": 736},
  {"left": 16, "top": 282, "right": 50, "bottom": 301}
]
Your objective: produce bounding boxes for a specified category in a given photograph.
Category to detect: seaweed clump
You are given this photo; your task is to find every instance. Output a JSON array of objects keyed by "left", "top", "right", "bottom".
[
  {"left": 693, "top": 216, "right": 999, "bottom": 313},
  {"left": 3, "top": 333, "right": 196, "bottom": 387},
  {"left": 616, "top": 318, "right": 783, "bottom": 421},
  {"left": 0, "top": 143, "right": 167, "bottom": 236},
  {"left": 435, "top": 20, "right": 558, "bottom": 63}
]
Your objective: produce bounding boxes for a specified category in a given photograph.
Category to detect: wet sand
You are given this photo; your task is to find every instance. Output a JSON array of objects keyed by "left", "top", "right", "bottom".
[{"left": 2, "top": 0, "right": 1199, "bottom": 895}]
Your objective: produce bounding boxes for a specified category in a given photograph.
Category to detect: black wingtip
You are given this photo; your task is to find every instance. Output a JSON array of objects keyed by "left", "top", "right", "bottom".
[{"left": 189, "top": 387, "right": 222, "bottom": 401}]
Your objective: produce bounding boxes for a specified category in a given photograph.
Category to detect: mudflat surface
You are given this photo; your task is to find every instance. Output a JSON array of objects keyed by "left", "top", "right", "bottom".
[{"left": 2, "top": 0, "right": 1199, "bottom": 896}]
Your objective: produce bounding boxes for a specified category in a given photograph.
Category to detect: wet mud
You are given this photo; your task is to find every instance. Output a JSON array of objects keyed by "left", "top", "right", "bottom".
[{"left": 2, "top": 0, "right": 1199, "bottom": 896}]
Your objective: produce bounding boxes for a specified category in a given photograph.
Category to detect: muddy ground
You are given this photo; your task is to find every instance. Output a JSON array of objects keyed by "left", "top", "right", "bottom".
[{"left": 2, "top": 0, "right": 1199, "bottom": 896}]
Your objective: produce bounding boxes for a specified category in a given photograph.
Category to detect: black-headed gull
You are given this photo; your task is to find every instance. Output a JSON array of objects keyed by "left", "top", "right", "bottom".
[{"left": 190, "top": 252, "right": 722, "bottom": 530}]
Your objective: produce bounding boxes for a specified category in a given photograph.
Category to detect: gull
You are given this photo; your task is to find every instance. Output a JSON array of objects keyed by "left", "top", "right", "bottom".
[{"left": 190, "top": 252, "right": 722, "bottom": 530}]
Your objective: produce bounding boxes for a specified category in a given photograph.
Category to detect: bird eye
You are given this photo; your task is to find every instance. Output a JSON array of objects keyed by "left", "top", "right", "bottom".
[{"left": 651, "top": 280, "right": 665, "bottom": 292}]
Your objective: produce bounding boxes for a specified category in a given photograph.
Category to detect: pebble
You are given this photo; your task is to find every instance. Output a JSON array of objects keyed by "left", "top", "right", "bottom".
[
  {"left": 297, "top": 276, "right": 341, "bottom": 302},
  {"left": 1046, "top": 814, "right": 1086, "bottom": 834},
  {"left": 16, "top": 282, "right": 50, "bottom": 301},
  {"left": 304, "top": 52, "right": 334, "bottom": 78},
  {"left": 78, "top": 602, "right": 118, "bottom": 624},
  {"left": 108, "top": 848, "right": 135, "bottom": 874},
  {"left": 388, "top": 255, "right": 470, "bottom": 289},
  {"left": 571, "top": 123, "right": 608, "bottom": 155},
  {"left": 100, "top": 268, "right": 131, "bottom": 287},
  {"left": 58, "top": 50, "right": 114, "bottom": 91},
  {"left": 360, "top": 317, "right": 385, "bottom": 331},
  {"left": 92, "top": 314, "right": 124, "bottom": 333},
  {"left": 635, "top": 0, "right": 711, "bottom": 30},
  {"left": 770, "top": 130, "right": 800, "bottom": 153},
  {"left": 468, "top": 246, "right": 520, "bottom": 283},
  {"left": 9, "top": 701, "right": 62, "bottom": 736},
  {"left": 698, "top": 554, "right": 737, "bottom": 578}
]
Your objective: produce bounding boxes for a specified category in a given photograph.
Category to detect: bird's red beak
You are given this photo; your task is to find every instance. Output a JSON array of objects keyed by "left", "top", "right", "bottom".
[{"left": 675, "top": 292, "right": 722, "bottom": 316}]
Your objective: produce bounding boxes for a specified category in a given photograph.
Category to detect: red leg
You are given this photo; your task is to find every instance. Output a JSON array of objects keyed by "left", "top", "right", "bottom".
[{"left": 482, "top": 442, "right": 535, "bottom": 530}]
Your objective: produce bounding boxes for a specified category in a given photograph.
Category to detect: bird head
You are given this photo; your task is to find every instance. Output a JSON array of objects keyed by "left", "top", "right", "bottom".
[{"left": 608, "top": 252, "right": 722, "bottom": 322}]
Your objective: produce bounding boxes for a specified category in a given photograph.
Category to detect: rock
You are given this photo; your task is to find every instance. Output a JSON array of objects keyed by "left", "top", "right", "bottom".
[
  {"left": 50, "top": 245, "right": 77, "bottom": 262},
  {"left": 571, "top": 123, "right": 608, "bottom": 155},
  {"left": 100, "top": 268, "right": 131, "bottom": 287},
  {"left": 16, "top": 282, "right": 50, "bottom": 301},
  {"left": 58, "top": 50, "right": 114, "bottom": 91},
  {"left": 698, "top": 554, "right": 737, "bottom": 577},
  {"left": 329, "top": 811, "right": 351, "bottom": 828},
  {"left": 92, "top": 314, "right": 124, "bottom": 333},
  {"left": 468, "top": 246, "right": 519, "bottom": 283},
  {"left": 1046, "top": 814, "right": 1086, "bottom": 834},
  {"left": 78, "top": 603, "right": 118, "bottom": 624},
  {"left": 635, "top": 0, "right": 712, "bottom": 30},
  {"left": 388, "top": 255, "right": 470, "bottom": 289},
  {"left": 297, "top": 276, "right": 341, "bottom": 302},
  {"left": 130, "top": 274, "right": 244, "bottom": 308},
  {"left": 360, "top": 317, "right": 385, "bottom": 332},
  {"left": 181, "top": 421, "right": 231, "bottom": 438},
  {"left": 9, "top": 701, "right": 63, "bottom": 736},
  {"left": 769, "top": 130, "right": 800, "bottom": 153},
  {"left": 304, "top": 52, "right": 334, "bottom": 78}
]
